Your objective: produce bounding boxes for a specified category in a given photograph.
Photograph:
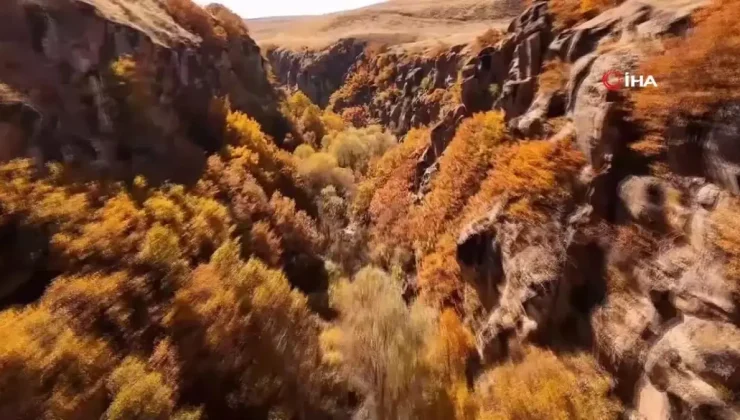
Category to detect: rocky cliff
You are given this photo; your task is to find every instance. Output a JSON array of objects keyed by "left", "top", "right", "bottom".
[
  {"left": 266, "top": 0, "right": 740, "bottom": 418},
  {"left": 458, "top": 2, "right": 740, "bottom": 418},
  {"left": 267, "top": 39, "right": 366, "bottom": 108},
  {"left": 0, "top": 0, "right": 291, "bottom": 184}
]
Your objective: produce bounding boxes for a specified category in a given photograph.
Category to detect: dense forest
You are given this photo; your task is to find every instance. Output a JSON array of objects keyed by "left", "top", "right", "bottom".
[{"left": 1, "top": 0, "right": 739, "bottom": 419}]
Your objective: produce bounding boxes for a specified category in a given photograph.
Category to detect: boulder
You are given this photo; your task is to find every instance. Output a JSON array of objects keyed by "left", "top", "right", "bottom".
[
  {"left": 618, "top": 176, "right": 671, "bottom": 226},
  {"left": 591, "top": 292, "right": 661, "bottom": 372},
  {"left": 645, "top": 317, "right": 740, "bottom": 417},
  {"left": 634, "top": 374, "right": 673, "bottom": 420},
  {"left": 478, "top": 243, "right": 564, "bottom": 363},
  {"left": 696, "top": 184, "right": 721, "bottom": 209},
  {"left": 509, "top": 89, "right": 562, "bottom": 137},
  {"left": 495, "top": 77, "right": 537, "bottom": 120},
  {"left": 568, "top": 49, "right": 639, "bottom": 169},
  {"left": 635, "top": 245, "right": 739, "bottom": 324}
]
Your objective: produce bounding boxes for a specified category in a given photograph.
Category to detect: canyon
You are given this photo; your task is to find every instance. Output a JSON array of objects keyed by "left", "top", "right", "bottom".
[{"left": 0, "top": 0, "right": 738, "bottom": 419}]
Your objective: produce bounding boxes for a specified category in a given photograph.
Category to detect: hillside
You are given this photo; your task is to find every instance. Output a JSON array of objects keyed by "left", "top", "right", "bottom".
[
  {"left": 1, "top": 0, "right": 739, "bottom": 419},
  {"left": 249, "top": 0, "right": 524, "bottom": 50}
]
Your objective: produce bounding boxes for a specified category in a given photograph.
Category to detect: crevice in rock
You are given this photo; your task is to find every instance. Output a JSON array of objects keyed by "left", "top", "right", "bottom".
[
  {"left": 24, "top": 4, "right": 48, "bottom": 54},
  {"left": 649, "top": 290, "right": 679, "bottom": 323}
]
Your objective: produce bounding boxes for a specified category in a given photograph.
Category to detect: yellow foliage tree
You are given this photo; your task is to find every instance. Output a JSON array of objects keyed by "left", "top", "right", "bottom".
[
  {"left": 352, "top": 127, "right": 430, "bottom": 218},
  {"left": 42, "top": 271, "right": 165, "bottom": 349},
  {"left": 223, "top": 109, "right": 305, "bottom": 199},
  {"left": 269, "top": 191, "right": 323, "bottom": 255},
  {"left": 106, "top": 357, "right": 180, "bottom": 420},
  {"left": 139, "top": 223, "right": 183, "bottom": 267},
  {"left": 166, "top": 240, "right": 332, "bottom": 413},
  {"left": 282, "top": 91, "right": 327, "bottom": 145},
  {"left": 322, "top": 125, "right": 397, "bottom": 175},
  {"left": 0, "top": 307, "right": 114, "bottom": 419},
  {"left": 321, "top": 110, "right": 347, "bottom": 135},
  {"left": 477, "top": 347, "right": 621, "bottom": 420},
  {"left": 248, "top": 220, "right": 283, "bottom": 266}
]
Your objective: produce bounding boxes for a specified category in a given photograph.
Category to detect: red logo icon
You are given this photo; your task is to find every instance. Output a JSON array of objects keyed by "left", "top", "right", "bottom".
[{"left": 602, "top": 70, "right": 624, "bottom": 91}]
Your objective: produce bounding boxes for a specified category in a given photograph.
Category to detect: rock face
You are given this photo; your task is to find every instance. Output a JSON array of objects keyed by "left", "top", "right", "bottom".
[
  {"left": 493, "top": 1, "right": 552, "bottom": 120},
  {"left": 267, "top": 39, "right": 366, "bottom": 108},
  {"left": 458, "top": 176, "right": 740, "bottom": 418},
  {"left": 644, "top": 318, "right": 740, "bottom": 419},
  {"left": 0, "top": 0, "right": 290, "bottom": 184},
  {"left": 438, "top": 2, "right": 740, "bottom": 417},
  {"left": 569, "top": 50, "right": 639, "bottom": 169}
]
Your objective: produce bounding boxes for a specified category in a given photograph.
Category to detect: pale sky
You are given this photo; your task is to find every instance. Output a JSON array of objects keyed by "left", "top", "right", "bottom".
[{"left": 196, "top": 0, "right": 386, "bottom": 19}]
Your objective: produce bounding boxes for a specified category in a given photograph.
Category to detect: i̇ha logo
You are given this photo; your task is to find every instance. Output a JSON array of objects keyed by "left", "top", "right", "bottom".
[{"left": 602, "top": 70, "right": 658, "bottom": 91}]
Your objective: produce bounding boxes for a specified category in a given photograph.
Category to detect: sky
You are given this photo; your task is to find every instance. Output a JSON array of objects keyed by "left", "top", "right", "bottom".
[{"left": 195, "top": 0, "right": 386, "bottom": 19}]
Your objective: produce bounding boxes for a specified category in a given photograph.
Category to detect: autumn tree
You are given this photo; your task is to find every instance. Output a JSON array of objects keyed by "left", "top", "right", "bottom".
[
  {"left": 106, "top": 357, "right": 202, "bottom": 420},
  {"left": 294, "top": 147, "right": 356, "bottom": 194},
  {"left": 0, "top": 307, "right": 114, "bottom": 419},
  {"left": 632, "top": 0, "right": 740, "bottom": 153},
  {"left": 223, "top": 109, "right": 305, "bottom": 200},
  {"left": 322, "top": 125, "right": 397, "bottom": 175},
  {"left": 411, "top": 111, "right": 509, "bottom": 251},
  {"left": 477, "top": 347, "right": 621, "bottom": 420},
  {"left": 426, "top": 309, "right": 479, "bottom": 420},
  {"left": 165, "top": 0, "right": 227, "bottom": 45},
  {"left": 166, "top": 240, "right": 339, "bottom": 416},
  {"left": 322, "top": 266, "right": 448, "bottom": 419},
  {"left": 462, "top": 138, "right": 585, "bottom": 224},
  {"left": 352, "top": 127, "right": 430, "bottom": 219},
  {"left": 282, "top": 91, "right": 327, "bottom": 145}
]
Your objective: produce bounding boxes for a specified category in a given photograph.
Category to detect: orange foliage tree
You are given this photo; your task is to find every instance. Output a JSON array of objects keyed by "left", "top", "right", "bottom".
[
  {"left": 353, "top": 127, "right": 430, "bottom": 219},
  {"left": 463, "top": 138, "right": 585, "bottom": 224},
  {"left": 633, "top": 0, "right": 740, "bottom": 150},
  {"left": 410, "top": 111, "right": 510, "bottom": 251},
  {"left": 166, "top": 240, "right": 335, "bottom": 414}
]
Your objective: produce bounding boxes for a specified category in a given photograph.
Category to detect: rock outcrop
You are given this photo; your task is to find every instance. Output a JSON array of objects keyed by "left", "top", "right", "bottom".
[
  {"left": 0, "top": 0, "right": 290, "bottom": 184},
  {"left": 456, "top": 172, "right": 739, "bottom": 418},
  {"left": 666, "top": 103, "right": 740, "bottom": 194}
]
